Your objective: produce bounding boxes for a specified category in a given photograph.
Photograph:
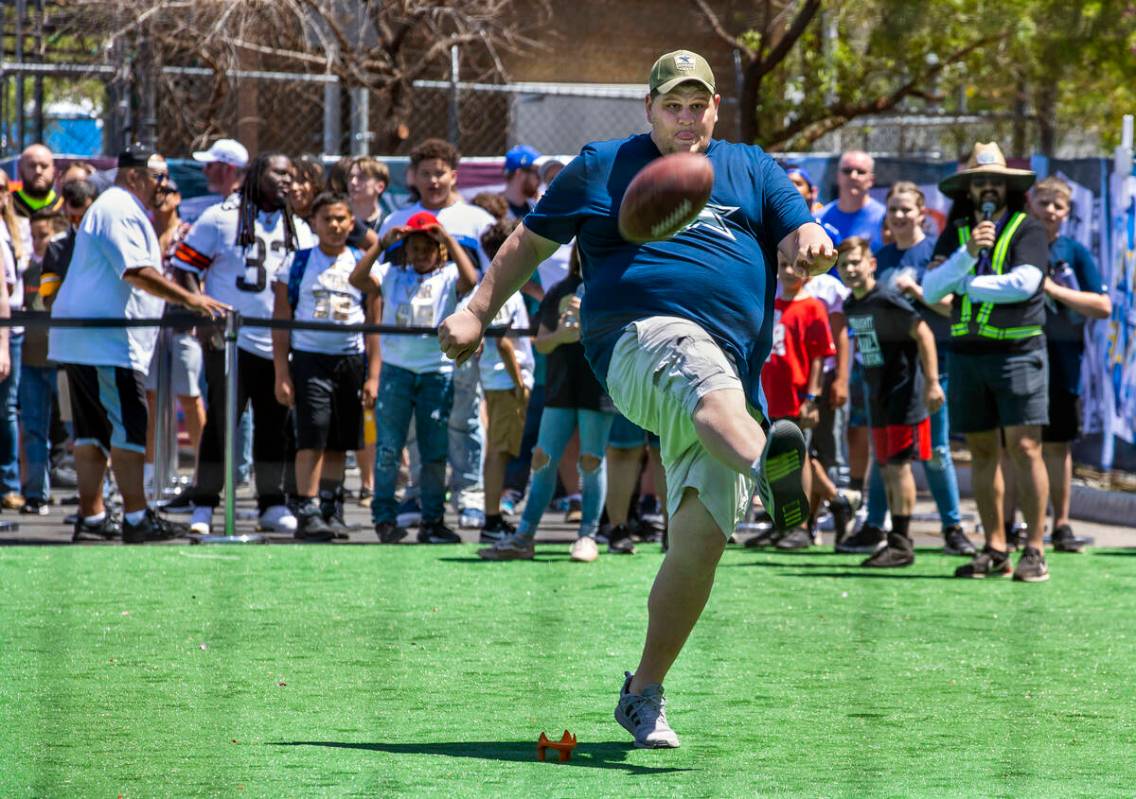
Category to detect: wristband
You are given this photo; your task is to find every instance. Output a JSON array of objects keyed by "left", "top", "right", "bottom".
[{"left": 805, "top": 393, "right": 819, "bottom": 402}]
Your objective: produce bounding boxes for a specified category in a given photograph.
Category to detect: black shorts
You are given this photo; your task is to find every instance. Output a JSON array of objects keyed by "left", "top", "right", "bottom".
[
  {"left": 291, "top": 350, "right": 366, "bottom": 452},
  {"left": 947, "top": 349, "right": 1049, "bottom": 434},
  {"left": 63, "top": 363, "right": 148, "bottom": 454},
  {"left": 1042, "top": 388, "right": 1081, "bottom": 443}
]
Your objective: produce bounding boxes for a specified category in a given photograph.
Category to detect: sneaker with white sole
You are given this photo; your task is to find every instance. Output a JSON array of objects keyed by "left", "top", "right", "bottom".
[
  {"left": 569, "top": 536, "right": 599, "bottom": 563},
  {"left": 753, "top": 420, "right": 808, "bottom": 532},
  {"left": 259, "top": 504, "right": 298, "bottom": 533},
  {"left": 189, "top": 506, "right": 214, "bottom": 535},
  {"left": 458, "top": 507, "right": 485, "bottom": 530},
  {"left": 614, "top": 671, "right": 680, "bottom": 748}
]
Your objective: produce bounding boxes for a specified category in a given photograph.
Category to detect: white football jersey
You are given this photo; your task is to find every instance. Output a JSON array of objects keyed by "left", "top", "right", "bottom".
[{"left": 173, "top": 196, "right": 313, "bottom": 357}]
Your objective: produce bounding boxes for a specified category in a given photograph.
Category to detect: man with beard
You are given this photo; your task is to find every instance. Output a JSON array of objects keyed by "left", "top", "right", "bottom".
[
  {"left": 923, "top": 142, "right": 1051, "bottom": 582},
  {"left": 13, "top": 144, "right": 61, "bottom": 218},
  {"left": 502, "top": 145, "right": 542, "bottom": 221},
  {"left": 173, "top": 153, "right": 313, "bottom": 535}
]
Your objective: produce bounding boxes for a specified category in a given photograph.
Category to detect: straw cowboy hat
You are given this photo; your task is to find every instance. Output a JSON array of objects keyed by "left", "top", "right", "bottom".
[{"left": 939, "top": 142, "right": 1036, "bottom": 195}]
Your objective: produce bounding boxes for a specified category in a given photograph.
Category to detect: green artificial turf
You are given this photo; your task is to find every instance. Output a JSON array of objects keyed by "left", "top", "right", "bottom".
[{"left": 2, "top": 544, "right": 1135, "bottom": 798}]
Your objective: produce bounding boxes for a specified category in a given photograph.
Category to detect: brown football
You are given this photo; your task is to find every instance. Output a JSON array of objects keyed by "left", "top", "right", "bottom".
[{"left": 618, "top": 152, "right": 714, "bottom": 243}]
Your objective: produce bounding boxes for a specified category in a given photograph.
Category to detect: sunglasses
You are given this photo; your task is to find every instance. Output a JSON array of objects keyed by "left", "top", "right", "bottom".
[
  {"left": 149, "top": 171, "right": 170, "bottom": 183},
  {"left": 970, "top": 177, "right": 1005, "bottom": 189},
  {"left": 841, "top": 167, "right": 871, "bottom": 176}
]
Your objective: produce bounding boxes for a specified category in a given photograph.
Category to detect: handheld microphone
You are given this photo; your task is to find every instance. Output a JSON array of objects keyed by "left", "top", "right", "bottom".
[{"left": 978, "top": 201, "right": 996, "bottom": 260}]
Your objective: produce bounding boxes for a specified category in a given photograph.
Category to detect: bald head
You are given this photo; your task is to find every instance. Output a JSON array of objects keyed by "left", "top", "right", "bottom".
[
  {"left": 836, "top": 149, "right": 875, "bottom": 211},
  {"left": 19, "top": 144, "right": 55, "bottom": 197}
]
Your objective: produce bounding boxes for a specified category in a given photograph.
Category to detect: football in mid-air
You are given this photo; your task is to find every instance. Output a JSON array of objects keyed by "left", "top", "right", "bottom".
[{"left": 618, "top": 152, "right": 714, "bottom": 243}]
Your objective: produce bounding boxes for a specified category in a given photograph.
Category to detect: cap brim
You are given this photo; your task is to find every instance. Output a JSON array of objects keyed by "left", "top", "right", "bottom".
[
  {"left": 939, "top": 166, "right": 1036, "bottom": 195},
  {"left": 192, "top": 151, "right": 216, "bottom": 163},
  {"left": 652, "top": 77, "right": 715, "bottom": 96}
]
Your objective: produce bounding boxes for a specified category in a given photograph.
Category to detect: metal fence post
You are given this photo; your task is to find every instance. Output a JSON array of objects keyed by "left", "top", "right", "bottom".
[
  {"left": 447, "top": 44, "right": 460, "bottom": 146},
  {"left": 152, "top": 325, "right": 173, "bottom": 503},
  {"left": 350, "top": 86, "right": 370, "bottom": 156},
  {"left": 223, "top": 311, "right": 239, "bottom": 535},
  {"left": 323, "top": 71, "right": 340, "bottom": 156}
]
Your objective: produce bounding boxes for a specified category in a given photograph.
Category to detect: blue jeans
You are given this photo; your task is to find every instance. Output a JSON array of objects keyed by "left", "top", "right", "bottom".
[
  {"left": 866, "top": 368, "right": 962, "bottom": 530},
  {"left": 518, "top": 407, "right": 614, "bottom": 538},
  {"left": 18, "top": 362, "right": 55, "bottom": 501},
  {"left": 504, "top": 383, "right": 545, "bottom": 495},
  {"left": 372, "top": 363, "right": 453, "bottom": 525},
  {"left": 0, "top": 333, "right": 23, "bottom": 495},
  {"left": 448, "top": 358, "right": 484, "bottom": 510}
]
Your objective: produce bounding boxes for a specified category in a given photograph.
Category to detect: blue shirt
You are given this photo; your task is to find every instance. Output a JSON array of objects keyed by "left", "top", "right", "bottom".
[
  {"left": 820, "top": 197, "right": 886, "bottom": 253},
  {"left": 1046, "top": 234, "right": 1106, "bottom": 395},
  {"left": 524, "top": 134, "right": 813, "bottom": 411},
  {"left": 874, "top": 237, "right": 950, "bottom": 345}
]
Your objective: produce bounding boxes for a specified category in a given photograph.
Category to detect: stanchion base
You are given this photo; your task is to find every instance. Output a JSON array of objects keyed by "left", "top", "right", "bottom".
[
  {"left": 189, "top": 533, "right": 267, "bottom": 545},
  {"left": 0, "top": 520, "right": 18, "bottom": 532}
]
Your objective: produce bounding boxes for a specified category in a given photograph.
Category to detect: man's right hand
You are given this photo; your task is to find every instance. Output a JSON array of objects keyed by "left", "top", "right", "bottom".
[
  {"left": 185, "top": 293, "right": 231, "bottom": 319},
  {"left": 275, "top": 375, "right": 294, "bottom": 407},
  {"left": 438, "top": 307, "right": 485, "bottom": 365},
  {"left": 965, "top": 221, "right": 997, "bottom": 258}
]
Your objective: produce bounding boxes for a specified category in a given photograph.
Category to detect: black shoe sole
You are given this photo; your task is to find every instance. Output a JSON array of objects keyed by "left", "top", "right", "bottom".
[{"left": 756, "top": 420, "right": 809, "bottom": 531}]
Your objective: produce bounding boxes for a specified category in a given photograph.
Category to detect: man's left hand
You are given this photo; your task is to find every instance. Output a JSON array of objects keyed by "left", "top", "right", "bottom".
[{"left": 925, "top": 381, "right": 945, "bottom": 414}]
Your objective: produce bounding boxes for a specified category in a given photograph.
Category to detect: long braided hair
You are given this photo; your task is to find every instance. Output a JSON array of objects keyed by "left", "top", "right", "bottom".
[{"left": 235, "top": 152, "right": 299, "bottom": 251}]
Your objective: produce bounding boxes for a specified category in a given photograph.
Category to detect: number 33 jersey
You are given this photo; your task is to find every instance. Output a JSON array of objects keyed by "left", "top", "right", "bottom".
[{"left": 173, "top": 196, "right": 314, "bottom": 357}]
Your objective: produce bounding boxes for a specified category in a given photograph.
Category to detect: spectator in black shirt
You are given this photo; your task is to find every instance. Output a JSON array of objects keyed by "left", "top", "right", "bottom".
[{"left": 839, "top": 237, "right": 943, "bottom": 568}]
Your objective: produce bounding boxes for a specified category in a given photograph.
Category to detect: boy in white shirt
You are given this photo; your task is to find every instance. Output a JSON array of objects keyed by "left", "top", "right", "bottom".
[
  {"left": 272, "top": 193, "right": 380, "bottom": 540},
  {"left": 350, "top": 210, "right": 479, "bottom": 543}
]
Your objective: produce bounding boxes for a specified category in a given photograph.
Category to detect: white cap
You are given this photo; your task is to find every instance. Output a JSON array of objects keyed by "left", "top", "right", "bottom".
[{"left": 192, "top": 138, "right": 249, "bottom": 169}]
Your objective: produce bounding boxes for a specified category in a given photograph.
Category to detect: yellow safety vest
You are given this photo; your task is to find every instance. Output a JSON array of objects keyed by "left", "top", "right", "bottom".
[{"left": 950, "top": 212, "right": 1042, "bottom": 341}]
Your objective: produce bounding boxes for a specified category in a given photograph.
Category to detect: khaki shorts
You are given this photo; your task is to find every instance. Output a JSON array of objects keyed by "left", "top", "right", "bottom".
[
  {"left": 606, "top": 316, "right": 760, "bottom": 537},
  {"left": 485, "top": 389, "right": 527, "bottom": 456}
]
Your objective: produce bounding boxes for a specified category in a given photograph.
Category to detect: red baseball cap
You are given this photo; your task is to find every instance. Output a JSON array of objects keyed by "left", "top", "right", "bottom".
[{"left": 405, "top": 211, "right": 440, "bottom": 231}]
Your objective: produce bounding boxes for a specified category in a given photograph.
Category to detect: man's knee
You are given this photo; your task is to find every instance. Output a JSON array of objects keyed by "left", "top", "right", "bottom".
[
  {"left": 375, "top": 444, "right": 400, "bottom": 470},
  {"left": 925, "top": 445, "right": 950, "bottom": 473},
  {"left": 579, "top": 453, "right": 602, "bottom": 473},
  {"left": 1005, "top": 428, "right": 1042, "bottom": 465},
  {"left": 966, "top": 432, "right": 1000, "bottom": 464},
  {"left": 531, "top": 447, "right": 550, "bottom": 472}
]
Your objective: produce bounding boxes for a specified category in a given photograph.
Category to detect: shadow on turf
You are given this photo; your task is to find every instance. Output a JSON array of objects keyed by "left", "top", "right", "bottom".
[{"left": 271, "top": 740, "right": 692, "bottom": 774}]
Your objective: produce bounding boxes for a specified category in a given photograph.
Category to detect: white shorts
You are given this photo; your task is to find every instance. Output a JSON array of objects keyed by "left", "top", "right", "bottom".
[
  {"left": 606, "top": 316, "right": 760, "bottom": 537},
  {"left": 145, "top": 332, "right": 203, "bottom": 398}
]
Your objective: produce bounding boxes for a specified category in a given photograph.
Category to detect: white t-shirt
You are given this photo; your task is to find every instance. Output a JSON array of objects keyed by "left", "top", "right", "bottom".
[
  {"left": 172, "top": 196, "right": 313, "bottom": 358},
  {"left": 48, "top": 186, "right": 165, "bottom": 373},
  {"left": 0, "top": 223, "right": 23, "bottom": 335},
  {"left": 479, "top": 293, "right": 534, "bottom": 391},
  {"left": 374, "top": 261, "right": 460, "bottom": 375},
  {"left": 380, "top": 200, "right": 495, "bottom": 273},
  {"left": 281, "top": 247, "right": 367, "bottom": 355}
]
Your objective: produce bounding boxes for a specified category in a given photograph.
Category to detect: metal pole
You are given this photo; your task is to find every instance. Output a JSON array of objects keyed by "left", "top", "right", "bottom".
[
  {"left": 349, "top": 86, "right": 369, "bottom": 156},
  {"left": 15, "top": 0, "right": 25, "bottom": 149},
  {"left": 448, "top": 44, "right": 460, "bottom": 146},
  {"left": 223, "top": 311, "right": 239, "bottom": 535},
  {"left": 323, "top": 72, "right": 340, "bottom": 156},
  {"left": 32, "top": 0, "right": 42, "bottom": 144},
  {"left": 152, "top": 325, "right": 173, "bottom": 503}
]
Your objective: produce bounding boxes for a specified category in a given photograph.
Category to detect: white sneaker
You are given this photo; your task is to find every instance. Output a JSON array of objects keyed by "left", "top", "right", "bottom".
[
  {"left": 570, "top": 536, "right": 599, "bottom": 563},
  {"left": 189, "top": 506, "right": 213, "bottom": 535},
  {"left": 259, "top": 504, "right": 298, "bottom": 533},
  {"left": 614, "top": 671, "right": 680, "bottom": 748}
]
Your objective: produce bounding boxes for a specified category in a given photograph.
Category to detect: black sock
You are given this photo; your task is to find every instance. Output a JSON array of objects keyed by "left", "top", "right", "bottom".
[
  {"left": 849, "top": 476, "right": 864, "bottom": 493},
  {"left": 485, "top": 513, "right": 503, "bottom": 527},
  {"left": 891, "top": 515, "right": 911, "bottom": 541}
]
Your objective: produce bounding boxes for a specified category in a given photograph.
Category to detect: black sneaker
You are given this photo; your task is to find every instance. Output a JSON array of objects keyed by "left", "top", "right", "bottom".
[
  {"left": 20, "top": 498, "right": 50, "bottom": 516},
  {"left": 607, "top": 524, "right": 637, "bottom": 554},
  {"left": 480, "top": 516, "right": 516, "bottom": 544},
  {"left": 1050, "top": 524, "right": 1085, "bottom": 553},
  {"left": 158, "top": 488, "right": 195, "bottom": 515},
  {"left": 862, "top": 533, "right": 915, "bottom": 568},
  {"left": 835, "top": 524, "right": 886, "bottom": 554},
  {"left": 828, "top": 490, "right": 861, "bottom": 548},
  {"left": 1013, "top": 546, "right": 1050, "bottom": 582},
  {"left": 1004, "top": 521, "right": 1026, "bottom": 552},
  {"left": 72, "top": 513, "right": 122, "bottom": 542},
  {"left": 418, "top": 519, "right": 462, "bottom": 544},
  {"left": 775, "top": 526, "right": 813, "bottom": 550},
  {"left": 743, "top": 526, "right": 780, "bottom": 549},
  {"left": 374, "top": 521, "right": 409, "bottom": 544},
  {"left": 955, "top": 546, "right": 1012, "bottom": 579},
  {"left": 942, "top": 525, "right": 978, "bottom": 556},
  {"left": 754, "top": 420, "right": 809, "bottom": 531},
  {"left": 295, "top": 502, "right": 334, "bottom": 542},
  {"left": 123, "top": 509, "right": 187, "bottom": 544}
]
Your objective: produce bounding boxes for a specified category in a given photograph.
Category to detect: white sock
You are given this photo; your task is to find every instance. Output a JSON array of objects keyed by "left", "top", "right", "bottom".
[
  {"left": 84, "top": 511, "right": 106, "bottom": 525},
  {"left": 143, "top": 463, "right": 155, "bottom": 485},
  {"left": 124, "top": 509, "right": 147, "bottom": 526}
]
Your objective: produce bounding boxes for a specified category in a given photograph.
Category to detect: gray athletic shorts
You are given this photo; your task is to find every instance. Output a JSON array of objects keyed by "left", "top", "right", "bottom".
[
  {"left": 948, "top": 348, "right": 1049, "bottom": 434},
  {"left": 145, "top": 332, "right": 203, "bottom": 398},
  {"left": 606, "top": 316, "right": 760, "bottom": 538}
]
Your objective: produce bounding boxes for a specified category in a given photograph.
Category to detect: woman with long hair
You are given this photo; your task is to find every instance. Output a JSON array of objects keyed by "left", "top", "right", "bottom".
[{"left": 0, "top": 168, "right": 25, "bottom": 509}]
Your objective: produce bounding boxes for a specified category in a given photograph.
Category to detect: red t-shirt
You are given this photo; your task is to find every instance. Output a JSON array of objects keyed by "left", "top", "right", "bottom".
[{"left": 762, "top": 295, "right": 836, "bottom": 419}]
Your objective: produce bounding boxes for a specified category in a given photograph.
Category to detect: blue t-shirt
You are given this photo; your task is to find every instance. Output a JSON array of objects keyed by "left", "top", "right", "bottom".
[
  {"left": 1046, "top": 234, "right": 1106, "bottom": 395},
  {"left": 820, "top": 197, "right": 886, "bottom": 253},
  {"left": 874, "top": 237, "right": 949, "bottom": 345},
  {"left": 524, "top": 134, "right": 813, "bottom": 412}
]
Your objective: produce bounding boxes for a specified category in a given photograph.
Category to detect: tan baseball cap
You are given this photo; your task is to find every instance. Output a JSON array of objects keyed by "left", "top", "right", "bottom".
[{"left": 649, "top": 50, "right": 716, "bottom": 96}]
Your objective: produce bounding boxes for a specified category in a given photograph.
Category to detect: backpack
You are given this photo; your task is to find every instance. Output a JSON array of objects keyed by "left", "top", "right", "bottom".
[{"left": 287, "top": 246, "right": 363, "bottom": 312}]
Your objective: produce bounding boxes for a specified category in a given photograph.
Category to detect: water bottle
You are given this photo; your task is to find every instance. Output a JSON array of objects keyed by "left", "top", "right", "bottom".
[{"left": 563, "top": 282, "right": 585, "bottom": 329}]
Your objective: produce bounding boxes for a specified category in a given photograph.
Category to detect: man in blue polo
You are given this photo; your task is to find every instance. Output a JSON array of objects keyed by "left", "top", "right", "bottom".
[{"left": 439, "top": 49, "right": 835, "bottom": 748}]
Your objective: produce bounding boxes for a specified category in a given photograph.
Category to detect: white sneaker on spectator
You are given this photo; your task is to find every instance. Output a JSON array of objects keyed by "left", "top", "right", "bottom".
[
  {"left": 259, "top": 504, "right": 298, "bottom": 533},
  {"left": 189, "top": 507, "right": 213, "bottom": 535},
  {"left": 570, "top": 536, "right": 599, "bottom": 563}
]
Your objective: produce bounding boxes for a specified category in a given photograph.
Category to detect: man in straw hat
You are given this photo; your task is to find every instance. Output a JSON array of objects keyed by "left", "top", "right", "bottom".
[{"left": 923, "top": 142, "right": 1052, "bottom": 582}]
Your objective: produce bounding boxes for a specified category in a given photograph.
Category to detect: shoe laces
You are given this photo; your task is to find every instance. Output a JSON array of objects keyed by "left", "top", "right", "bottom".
[{"left": 627, "top": 684, "right": 668, "bottom": 726}]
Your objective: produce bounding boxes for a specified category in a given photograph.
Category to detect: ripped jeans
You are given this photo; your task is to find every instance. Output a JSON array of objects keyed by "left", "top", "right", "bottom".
[
  {"left": 372, "top": 363, "right": 454, "bottom": 526},
  {"left": 518, "top": 407, "right": 615, "bottom": 539}
]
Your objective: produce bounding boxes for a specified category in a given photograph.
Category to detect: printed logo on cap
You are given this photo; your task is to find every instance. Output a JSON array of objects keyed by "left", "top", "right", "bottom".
[{"left": 675, "top": 53, "right": 695, "bottom": 71}]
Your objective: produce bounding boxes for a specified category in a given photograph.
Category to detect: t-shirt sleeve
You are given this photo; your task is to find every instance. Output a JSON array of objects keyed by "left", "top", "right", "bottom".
[
  {"left": 760, "top": 156, "right": 815, "bottom": 247},
  {"left": 1072, "top": 239, "right": 1106, "bottom": 294},
  {"left": 804, "top": 301, "right": 836, "bottom": 359},
  {"left": 103, "top": 211, "right": 158, "bottom": 277},
  {"left": 173, "top": 209, "right": 220, "bottom": 275},
  {"left": 523, "top": 149, "right": 600, "bottom": 245},
  {"left": 1008, "top": 218, "right": 1049, "bottom": 272},
  {"left": 885, "top": 291, "right": 923, "bottom": 332}
]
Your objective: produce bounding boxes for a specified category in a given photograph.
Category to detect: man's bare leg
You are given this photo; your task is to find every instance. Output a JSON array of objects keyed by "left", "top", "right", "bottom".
[
  {"left": 1043, "top": 441, "right": 1071, "bottom": 530},
  {"left": 75, "top": 444, "right": 109, "bottom": 518},
  {"left": 109, "top": 447, "right": 148, "bottom": 515},
  {"left": 629, "top": 487, "right": 725, "bottom": 694},
  {"left": 965, "top": 430, "right": 1006, "bottom": 551},
  {"left": 1004, "top": 425, "right": 1048, "bottom": 552}
]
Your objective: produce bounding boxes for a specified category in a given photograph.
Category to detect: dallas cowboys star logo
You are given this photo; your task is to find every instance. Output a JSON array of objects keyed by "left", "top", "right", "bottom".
[{"left": 680, "top": 202, "right": 739, "bottom": 241}]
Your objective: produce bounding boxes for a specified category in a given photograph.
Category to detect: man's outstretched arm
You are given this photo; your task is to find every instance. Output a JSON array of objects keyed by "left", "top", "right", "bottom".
[{"left": 438, "top": 223, "right": 559, "bottom": 364}]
